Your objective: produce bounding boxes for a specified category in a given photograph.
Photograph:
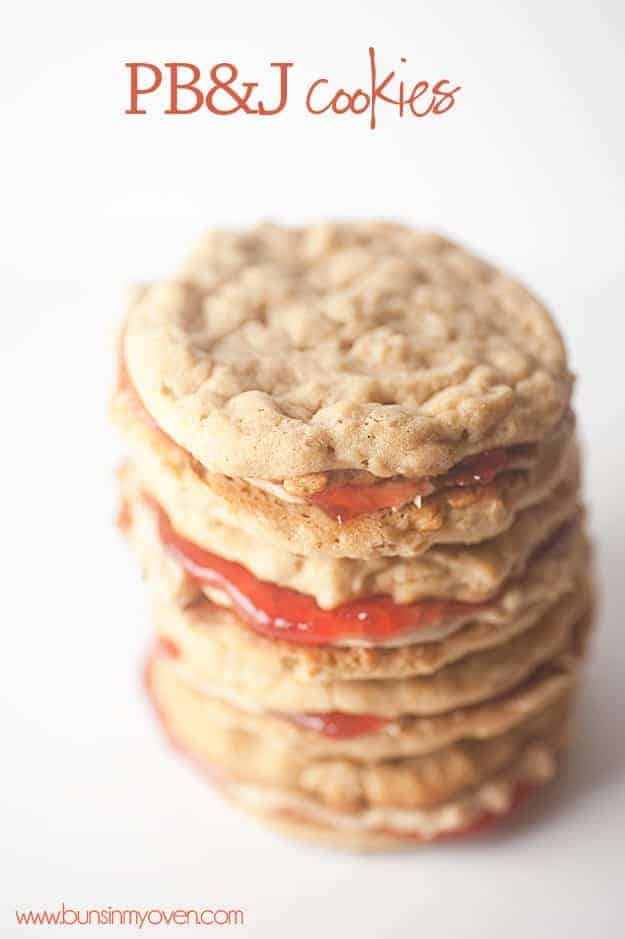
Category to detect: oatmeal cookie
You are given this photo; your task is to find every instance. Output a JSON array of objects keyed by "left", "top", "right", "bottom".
[
  {"left": 118, "top": 455, "right": 581, "bottom": 608},
  {"left": 147, "top": 649, "right": 572, "bottom": 812},
  {"left": 148, "top": 588, "right": 589, "bottom": 717},
  {"left": 124, "top": 223, "right": 573, "bottom": 480},
  {"left": 148, "top": 641, "right": 577, "bottom": 760},
  {"left": 112, "top": 383, "right": 576, "bottom": 557}
]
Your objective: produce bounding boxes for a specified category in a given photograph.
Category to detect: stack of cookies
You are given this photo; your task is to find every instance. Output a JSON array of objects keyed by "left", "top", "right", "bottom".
[{"left": 112, "top": 222, "right": 592, "bottom": 850}]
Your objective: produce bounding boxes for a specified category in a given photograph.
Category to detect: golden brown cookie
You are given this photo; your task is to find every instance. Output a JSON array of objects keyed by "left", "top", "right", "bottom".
[
  {"left": 110, "top": 221, "right": 593, "bottom": 853},
  {"left": 147, "top": 649, "right": 572, "bottom": 813},
  {"left": 216, "top": 761, "right": 557, "bottom": 851},
  {"left": 118, "top": 453, "right": 581, "bottom": 608},
  {"left": 112, "top": 382, "right": 576, "bottom": 558},
  {"left": 147, "top": 649, "right": 572, "bottom": 849},
  {"left": 125, "top": 223, "right": 572, "bottom": 481},
  {"left": 150, "top": 587, "right": 589, "bottom": 717},
  {"left": 123, "top": 477, "right": 590, "bottom": 680},
  {"left": 147, "top": 655, "right": 577, "bottom": 762}
]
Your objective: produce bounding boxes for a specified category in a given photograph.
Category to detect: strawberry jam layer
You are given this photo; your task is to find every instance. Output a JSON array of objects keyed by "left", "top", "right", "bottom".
[
  {"left": 309, "top": 478, "right": 433, "bottom": 521},
  {"left": 150, "top": 496, "right": 487, "bottom": 645},
  {"left": 309, "top": 449, "right": 510, "bottom": 521},
  {"left": 277, "top": 710, "right": 390, "bottom": 739},
  {"left": 155, "top": 635, "right": 181, "bottom": 660}
]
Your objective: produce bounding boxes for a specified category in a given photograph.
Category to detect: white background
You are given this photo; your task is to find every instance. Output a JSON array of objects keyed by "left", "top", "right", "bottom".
[{"left": 1, "top": 2, "right": 624, "bottom": 937}]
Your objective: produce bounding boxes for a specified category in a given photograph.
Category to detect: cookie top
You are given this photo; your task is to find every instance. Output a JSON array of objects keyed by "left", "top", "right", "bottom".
[{"left": 124, "top": 222, "right": 572, "bottom": 479}]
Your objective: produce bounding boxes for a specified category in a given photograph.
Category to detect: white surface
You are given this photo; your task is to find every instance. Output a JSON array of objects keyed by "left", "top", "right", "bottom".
[{"left": 2, "top": 3, "right": 624, "bottom": 937}]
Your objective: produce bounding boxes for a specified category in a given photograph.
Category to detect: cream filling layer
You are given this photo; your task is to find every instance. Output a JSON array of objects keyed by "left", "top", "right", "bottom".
[
  {"left": 223, "top": 743, "right": 557, "bottom": 838},
  {"left": 244, "top": 477, "right": 307, "bottom": 504}
]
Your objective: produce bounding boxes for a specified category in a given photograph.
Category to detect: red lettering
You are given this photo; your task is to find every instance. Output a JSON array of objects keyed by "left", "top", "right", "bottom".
[
  {"left": 368, "top": 46, "right": 396, "bottom": 129},
  {"left": 125, "top": 63, "right": 162, "bottom": 115},
  {"left": 350, "top": 89, "right": 370, "bottom": 114},
  {"left": 123, "top": 56, "right": 461, "bottom": 123},
  {"left": 206, "top": 63, "right": 256, "bottom": 115},
  {"left": 332, "top": 89, "right": 353, "bottom": 114},
  {"left": 306, "top": 78, "right": 332, "bottom": 114},
  {"left": 257, "top": 62, "right": 293, "bottom": 115},
  {"left": 408, "top": 81, "right": 433, "bottom": 117},
  {"left": 164, "top": 63, "right": 203, "bottom": 115},
  {"left": 432, "top": 79, "right": 462, "bottom": 114}
]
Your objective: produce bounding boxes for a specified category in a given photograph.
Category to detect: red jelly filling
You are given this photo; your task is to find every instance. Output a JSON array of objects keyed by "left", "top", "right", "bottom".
[
  {"left": 154, "top": 635, "right": 181, "bottom": 660},
  {"left": 116, "top": 497, "right": 132, "bottom": 533},
  {"left": 309, "top": 478, "right": 434, "bottom": 521},
  {"left": 277, "top": 710, "right": 390, "bottom": 739},
  {"left": 309, "top": 449, "right": 510, "bottom": 521},
  {"left": 445, "top": 448, "right": 510, "bottom": 487},
  {"left": 150, "top": 497, "right": 486, "bottom": 645}
]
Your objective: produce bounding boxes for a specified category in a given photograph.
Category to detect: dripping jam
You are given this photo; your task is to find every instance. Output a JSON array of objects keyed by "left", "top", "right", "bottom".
[
  {"left": 308, "top": 448, "right": 510, "bottom": 521},
  {"left": 276, "top": 710, "right": 390, "bottom": 739}
]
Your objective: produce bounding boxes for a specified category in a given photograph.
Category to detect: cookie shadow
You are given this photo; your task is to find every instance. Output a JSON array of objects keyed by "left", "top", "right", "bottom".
[
  {"left": 480, "top": 678, "right": 624, "bottom": 845},
  {"left": 469, "top": 517, "right": 624, "bottom": 845}
]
